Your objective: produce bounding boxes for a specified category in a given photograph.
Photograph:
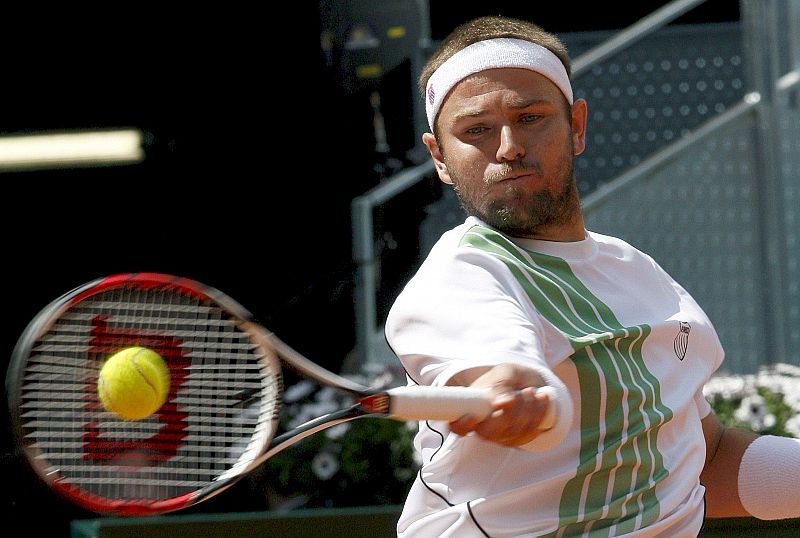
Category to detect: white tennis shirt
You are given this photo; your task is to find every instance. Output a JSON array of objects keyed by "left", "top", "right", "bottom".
[{"left": 385, "top": 217, "right": 723, "bottom": 537}]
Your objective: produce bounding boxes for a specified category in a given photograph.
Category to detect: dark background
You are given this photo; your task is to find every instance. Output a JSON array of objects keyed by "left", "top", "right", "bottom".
[{"left": 1, "top": 1, "right": 739, "bottom": 535}]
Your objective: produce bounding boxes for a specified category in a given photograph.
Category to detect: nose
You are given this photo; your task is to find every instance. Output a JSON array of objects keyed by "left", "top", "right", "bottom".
[{"left": 496, "top": 125, "right": 525, "bottom": 162}]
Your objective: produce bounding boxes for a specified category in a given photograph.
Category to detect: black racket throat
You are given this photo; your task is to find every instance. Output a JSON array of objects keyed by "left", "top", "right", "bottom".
[{"left": 268, "top": 392, "right": 392, "bottom": 453}]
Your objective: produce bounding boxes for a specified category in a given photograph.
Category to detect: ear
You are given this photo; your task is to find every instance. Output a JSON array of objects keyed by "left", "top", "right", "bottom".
[
  {"left": 422, "top": 132, "right": 453, "bottom": 185},
  {"left": 570, "top": 99, "right": 588, "bottom": 156}
]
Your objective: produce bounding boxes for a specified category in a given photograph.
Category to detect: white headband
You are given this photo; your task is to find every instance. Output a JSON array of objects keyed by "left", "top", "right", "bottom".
[{"left": 425, "top": 37, "right": 573, "bottom": 131}]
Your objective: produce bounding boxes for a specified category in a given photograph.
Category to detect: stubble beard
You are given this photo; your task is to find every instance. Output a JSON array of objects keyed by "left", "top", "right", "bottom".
[{"left": 449, "top": 155, "right": 581, "bottom": 238}]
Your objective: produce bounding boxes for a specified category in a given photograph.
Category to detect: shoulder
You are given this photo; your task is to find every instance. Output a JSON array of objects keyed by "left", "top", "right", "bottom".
[
  {"left": 413, "top": 218, "right": 507, "bottom": 271},
  {"left": 586, "top": 229, "right": 641, "bottom": 254},
  {"left": 587, "top": 230, "right": 664, "bottom": 268},
  {"left": 387, "top": 219, "right": 526, "bottom": 320},
  {"left": 587, "top": 230, "right": 692, "bottom": 301}
]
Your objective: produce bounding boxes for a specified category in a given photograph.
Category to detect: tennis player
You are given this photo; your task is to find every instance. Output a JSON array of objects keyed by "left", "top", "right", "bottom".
[{"left": 385, "top": 15, "right": 800, "bottom": 537}]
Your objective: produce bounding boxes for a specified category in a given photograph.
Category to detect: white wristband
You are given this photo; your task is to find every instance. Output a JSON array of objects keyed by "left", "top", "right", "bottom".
[
  {"left": 738, "top": 435, "right": 800, "bottom": 520},
  {"left": 518, "top": 366, "right": 573, "bottom": 452}
]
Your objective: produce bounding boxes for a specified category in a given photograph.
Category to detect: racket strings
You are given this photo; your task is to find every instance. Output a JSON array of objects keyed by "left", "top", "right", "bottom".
[{"left": 18, "top": 283, "right": 280, "bottom": 508}]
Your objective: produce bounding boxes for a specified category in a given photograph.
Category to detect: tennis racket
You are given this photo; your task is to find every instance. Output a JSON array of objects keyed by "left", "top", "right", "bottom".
[{"left": 6, "top": 272, "right": 496, "bottom": 516}]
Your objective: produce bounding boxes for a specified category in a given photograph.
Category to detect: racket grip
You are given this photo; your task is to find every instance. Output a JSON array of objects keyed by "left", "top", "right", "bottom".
[
  {"left": 385, "top": 386, "right": 494, "bottom": 421},
  {"left": 536, "top": 385, "right": 557, "bottom": 430},
  {"left": 386, "top": 385, "right": 558, "bottom": 429}
]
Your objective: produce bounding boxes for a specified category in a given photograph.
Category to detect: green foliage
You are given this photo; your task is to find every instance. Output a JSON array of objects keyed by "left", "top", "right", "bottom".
[
  {"left": 704, "top": 363, "right": 800, "bottom": 438},
  {"left": 260, "top": 376, "right": 419, "bottom": 510}
]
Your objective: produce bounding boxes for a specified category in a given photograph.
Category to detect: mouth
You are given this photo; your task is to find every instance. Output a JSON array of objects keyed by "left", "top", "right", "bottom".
[
  {"left": 485, "top": 162, "right": 542, "bottom": 186},
  {"left": 493, "top": 172, "right": 534, "bottom": 184}
]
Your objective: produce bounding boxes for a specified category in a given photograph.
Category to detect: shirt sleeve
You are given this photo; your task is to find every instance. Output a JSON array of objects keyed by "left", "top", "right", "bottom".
[
  {"left": 385, "top": 241, "right": 553, "bottom": 387},
  {"left": 385, "top": 238, "right": 575, "bottom": 450},
  {"left": 694, "top": 387, "right": 712, "bottom": 419}
]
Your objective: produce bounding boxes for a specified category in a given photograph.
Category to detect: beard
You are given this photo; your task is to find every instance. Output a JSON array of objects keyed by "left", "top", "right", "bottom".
[{"left": 448, "top": 153, "right": 581, "bottom": 238}]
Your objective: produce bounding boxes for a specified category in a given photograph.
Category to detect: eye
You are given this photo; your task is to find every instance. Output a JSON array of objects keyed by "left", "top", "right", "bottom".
[
  {"left": 520, "top": 114, "right": 542, "bottom": 124},
  {"left": 465, "top": 125, "right": 487, "bottom": 135}
]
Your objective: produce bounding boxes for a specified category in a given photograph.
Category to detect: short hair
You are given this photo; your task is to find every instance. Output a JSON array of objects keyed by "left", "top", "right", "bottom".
[{"left": 419, "top": 16, "right": 572, "bottom": 102}]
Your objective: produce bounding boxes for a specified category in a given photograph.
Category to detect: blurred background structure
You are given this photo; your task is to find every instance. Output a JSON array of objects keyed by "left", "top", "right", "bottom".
[
  {"left": 1, "top": 1, "right": 797, "bottom": 535},
  {"left": 349, "top": 0, "right": 799, "bottom": 379}
]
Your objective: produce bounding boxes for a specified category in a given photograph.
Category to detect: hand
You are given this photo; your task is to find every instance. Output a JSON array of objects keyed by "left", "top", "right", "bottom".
[{"left": 449, "top": 363, "right": 553, "bottom": 447}]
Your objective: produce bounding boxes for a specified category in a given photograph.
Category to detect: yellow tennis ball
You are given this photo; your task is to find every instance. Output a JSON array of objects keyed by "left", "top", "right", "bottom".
[{"left": 97, "top": 346, "right": 170, "bottom": 420}]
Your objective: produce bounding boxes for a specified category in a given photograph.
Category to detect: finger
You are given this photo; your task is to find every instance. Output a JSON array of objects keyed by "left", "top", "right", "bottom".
[
  {"left": 476, "top": 389, "right": 535, "bottom": 436},
  {"left": 476, "top": 388, "right": 550, "bottom": 445},
  {"left": 491, "top": 386, "right": 537, "bottom": 406},
  {"left": 449, "top": 413, "right": 481, "bottom": 436}
]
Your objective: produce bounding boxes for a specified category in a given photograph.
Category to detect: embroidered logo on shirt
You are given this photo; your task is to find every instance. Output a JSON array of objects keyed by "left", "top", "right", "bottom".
[{"left": 674, "top": 321, "right": 691, "bottom": 360}]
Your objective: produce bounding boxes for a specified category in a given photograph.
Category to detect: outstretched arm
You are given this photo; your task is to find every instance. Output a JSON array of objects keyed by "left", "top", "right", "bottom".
[
  {"left": 700, "top": 412, "right": 757, "bottom": 518},
  {"left": 701, "top": 411, "right": 800, "bottom": 520}
]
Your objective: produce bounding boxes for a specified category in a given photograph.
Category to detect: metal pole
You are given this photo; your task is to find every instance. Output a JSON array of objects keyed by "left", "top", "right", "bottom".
[
  {"left": 572, "top": 0, "right": 708, "bottom": 77},
  {"left": 789, "top": 0, "right": 800, "bottom": 72},
  {"left": 350, "top": 161, "right": 436, "bottom": 370},
  {"left": 409, "top": 0, "right": 432, "bottom": 163},
  {"left": 740, "top": 0, "right": 789, "bottom": 365},
  {"left": 351, "top": 196, "right": 377, "bottom": 369}
]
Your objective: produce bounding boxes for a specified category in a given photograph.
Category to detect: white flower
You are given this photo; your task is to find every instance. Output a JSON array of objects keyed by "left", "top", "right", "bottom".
[
  {"left": 284, "top": 380, "right": 316, "bottom": 403},
  {"left": 361, "top": 361, "right": 389, "bottom": 376},
  {"left": 762, "top": 413, "right": 776, "bottom": 430},
  {"left": 315, "top": 386, "right": 340, "bottom": 404},
  {"left": 311, "top": 452, "right": 340, "bottom": 480},
  {"left": 371, "top": 371, "right": 395, "bottom": 389},
  {"left": 785, "top": 414, "right": 800, "bottom": 437},
  {"left": 704, "top": 374, "right": 748, "bottom": 400},
  {"left": 784, "top": 390, "right": 800, "bottom": 412},
  {"left": 756, "top": 372, "right": 788, "bottom": 396},
  {"left": 771, "top": 363, "right": 800, "bottom": 378},
  {"left": 325, "top": 422, "right": 351, "bottom": 440},
  {"left": 734, "top": 393, "right": 776, "bottom": 430}
]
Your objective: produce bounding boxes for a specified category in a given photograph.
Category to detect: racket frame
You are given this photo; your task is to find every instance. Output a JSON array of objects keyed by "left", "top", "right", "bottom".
[{"left": 6, "top": 272, "right": 498, "bottom": 516}]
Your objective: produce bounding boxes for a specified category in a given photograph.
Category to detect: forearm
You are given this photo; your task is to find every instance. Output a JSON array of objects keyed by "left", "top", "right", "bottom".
[
  {"left": 702, "top": 412, "right": 800, "bottom": 520},
  {"left": 700, "top": 423, "right": 757, "bottom": 518}
]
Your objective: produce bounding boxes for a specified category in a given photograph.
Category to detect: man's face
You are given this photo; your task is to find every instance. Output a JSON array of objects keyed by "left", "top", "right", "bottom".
[{"left": 425, "top": 67, "right": 587, "bottom": 240}]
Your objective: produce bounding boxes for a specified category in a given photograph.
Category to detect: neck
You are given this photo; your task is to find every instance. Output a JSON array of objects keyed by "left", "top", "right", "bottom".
[{"left": 513, "top": 212, "right": 586, "bottom": 242}]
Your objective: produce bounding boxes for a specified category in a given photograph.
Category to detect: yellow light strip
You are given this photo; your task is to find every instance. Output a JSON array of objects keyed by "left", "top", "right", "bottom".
[{"left": 0, "top": 129, "right": 145, "bottom": 172}]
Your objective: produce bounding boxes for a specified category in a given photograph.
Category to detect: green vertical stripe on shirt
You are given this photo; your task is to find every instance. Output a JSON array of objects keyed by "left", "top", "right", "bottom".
[{"left": 461, "top": 227, "right": 673, "bottom": 536}]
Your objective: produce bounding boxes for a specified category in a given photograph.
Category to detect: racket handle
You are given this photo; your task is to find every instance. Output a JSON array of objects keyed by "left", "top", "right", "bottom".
[
  {"left": 386, "top": 385, "right": 558, "bottom": 429},
  {"left": 536, "top": 385, "right": 557, "bottom": 430},
  {"left": 385, "top": 386, "right": 494, "bottom": 421}
]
